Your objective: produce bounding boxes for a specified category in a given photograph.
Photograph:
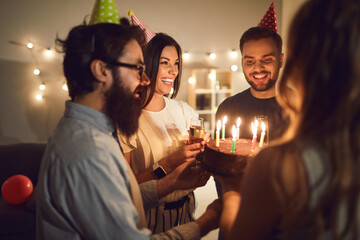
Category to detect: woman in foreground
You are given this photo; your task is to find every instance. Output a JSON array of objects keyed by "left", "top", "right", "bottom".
[{"left": 218, "top": 0, "right": 360, "bottom": 239}]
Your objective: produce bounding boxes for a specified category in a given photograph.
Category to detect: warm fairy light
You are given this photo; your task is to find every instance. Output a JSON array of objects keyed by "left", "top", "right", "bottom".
[
  {"left": 208, "top": 72, "right": 215, "bottom": 81},
  {"left": 183, "top": 52, "right": 190, "bottom": 60},
  {"left": 209, "top": 52, "right": 216, "bottom": 59},
  {"left": 26, "top": 42, "right": 34, "bottom": 49},
  {"left": 188, "top": 77, "right": 195, "bottom": 84},
  {"left": 44, "top": 48, "right": 52, "bottom": 57},
  {"left": 33, "top": 68, "right": 40, "bottom": 75},
  {"left": 39, "top": 83, "right": 46, "bottom": 91},
  {"left": 230, "top": 49, "right": 238, "bottom": 58},
  {"left": 35, "top": 94, "right": 43, "bottom": 100},
  {"left": 231, "top": 65, "right": 238, "bottom": 72},
  {"left": 62, "top": 83, "right": 68, "bottom": 91}
]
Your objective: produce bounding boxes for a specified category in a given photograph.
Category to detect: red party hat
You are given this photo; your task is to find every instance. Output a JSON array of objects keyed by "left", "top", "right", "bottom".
[
  {"left": 258, "top": 2, "right": 278, "bottom": 33},
  {"left": 128, "top": 10, "right": 156, "bottom": 43}
]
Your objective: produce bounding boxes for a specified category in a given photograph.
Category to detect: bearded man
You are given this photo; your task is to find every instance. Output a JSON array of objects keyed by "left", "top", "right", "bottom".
[{"left": 36, "top": 20, "right": 221, "bottom": 240}]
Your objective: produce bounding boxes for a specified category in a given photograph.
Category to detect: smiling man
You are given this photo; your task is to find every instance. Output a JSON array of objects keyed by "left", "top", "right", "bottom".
[
  {"left": 36, "top": 21, "right": 221, "bottom": 240},
  {"left": 214, "top": 27, "right": 289, "bottom": 208},
  {"left": 215, "top": 26, "right": 288, "bottom": 141}
]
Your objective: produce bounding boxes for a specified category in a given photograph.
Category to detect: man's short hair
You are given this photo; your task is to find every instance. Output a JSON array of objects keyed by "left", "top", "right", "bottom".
[
  {"left": 239, "top": 27, "right": 283, "bottom": 55},
  {"left": 56, "top": 18, "right": 145, "bottom": 100}
]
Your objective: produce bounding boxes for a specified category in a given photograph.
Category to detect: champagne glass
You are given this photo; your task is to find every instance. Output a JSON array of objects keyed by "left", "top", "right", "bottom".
[{"left": 189, "top": 118, "right": 204, "bottom": 143}]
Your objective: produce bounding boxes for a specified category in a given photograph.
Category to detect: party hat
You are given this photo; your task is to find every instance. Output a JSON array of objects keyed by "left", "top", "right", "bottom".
[
  {"left": 258, "top": 2, "right": 278, "bottom": 33},
  {"left": 128, "top": 10, "right": 156, "bottom": 43},
  {"left": 89, "top": 0, "right": 120, "bottom": 24}
]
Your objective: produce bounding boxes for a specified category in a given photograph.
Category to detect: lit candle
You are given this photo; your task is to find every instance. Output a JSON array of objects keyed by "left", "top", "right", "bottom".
[
  {"left": 231, "top": 125, "right": 236, "bottom": 153},
  {"left": 221, "top": 116, "right": 227, "bottom": 139},
  {"left": 251, "top": 121, "right": 258, "bottom": 151},
  {"left": 236, "top": 117, "right": 241, "bottom": 140},
  {"left": 259, "top": 122, "right": 266, "bottom": 147},
  {"left": 216, "top": 120, "right": 221, "bottom": 147}
]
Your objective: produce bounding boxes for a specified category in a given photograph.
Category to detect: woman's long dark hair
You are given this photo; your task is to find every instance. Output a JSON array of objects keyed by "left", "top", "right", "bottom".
[
  {"left": 277, "top": 0, "right": 360, "bottom": 238},
  {"left": 141, "top": 33, "right": 182, "bottom": 107}
]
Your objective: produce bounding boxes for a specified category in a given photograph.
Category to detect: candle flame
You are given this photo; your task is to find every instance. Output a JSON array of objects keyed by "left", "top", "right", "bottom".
[
  {"left": 261, "top": 122, "right": 266, "bottom": 132},
  {"left": 252, "top": 122, "right": 257, "bottom": 136},
  {"left": 232, "top": 125, "right": 237, "bottom": 139},
  {"left": 223, "top": 116, "right": 227, "bottom": 125},
  {"left": 217, "top": 120, "right": 222, "bottom": 131},
  {"left": 255, "top": 119, "right": 259, "bottom": 128},
  {"left": 237, "top": 117, "right": 241, "bottom": 127}
]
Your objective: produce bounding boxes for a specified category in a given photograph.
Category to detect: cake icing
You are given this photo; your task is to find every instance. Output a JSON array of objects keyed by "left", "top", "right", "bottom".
[{"left": 197, "top": 138, "right": 261, "bottom": 176}]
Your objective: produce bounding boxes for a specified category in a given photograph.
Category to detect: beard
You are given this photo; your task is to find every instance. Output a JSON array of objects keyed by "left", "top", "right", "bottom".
[
  {"left": 104, "top": 70, "right": 143, "bottom": 138},
  {"left": 245, "top": 71, "right": 277, "bottom": 91}
]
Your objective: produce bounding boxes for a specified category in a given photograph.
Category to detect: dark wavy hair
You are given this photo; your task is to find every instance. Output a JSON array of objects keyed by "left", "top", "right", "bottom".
[
  {"left": 277, "top": 0, "right": 360, "bottom": 238},
  {"left": 56, "top": 18, "right": 145, "bottom": 100},
  {"left": 141, "top": 33, "right": 182, "bottom": 107},
  {"left": 239, "top": 26, "right": 283, "bottom": 55}
]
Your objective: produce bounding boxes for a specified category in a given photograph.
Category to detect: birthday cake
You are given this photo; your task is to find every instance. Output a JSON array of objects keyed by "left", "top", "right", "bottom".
[{"left": 197, "top": 138, "right": 261, "bottom": 176}]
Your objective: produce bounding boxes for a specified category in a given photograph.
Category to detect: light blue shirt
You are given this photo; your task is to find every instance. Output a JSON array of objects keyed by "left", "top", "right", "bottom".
[{"left": 36, "top": 101, "right": 200, "bottom": 240}]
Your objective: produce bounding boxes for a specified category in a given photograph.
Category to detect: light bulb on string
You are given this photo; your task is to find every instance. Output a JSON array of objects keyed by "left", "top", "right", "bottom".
[
  {"left": 44, "top": 48, "right": 52, "bottom": 57},
  {"left": 35, "top": 93, "right": 43, "bottom": 101},
  {"left": 183, "top": 52, "right": 190, "bottom": 60},
  {"left": 39, "top": 83, "right": 46, "bottom": 91},
  {"left": 188, "top": 77, "right": 195, "bottom": 84},
  {"left": 62, "top": 83, "right": 68, "bottom": 91},
  {"left": 209, "top": 52, "right": 216, "bottom": 60},
  {"left": 230, "top": 49, "right": 238, "bottom": 58},
  {"left": 231, "top": 65, "right": 238, "bottom": 72},
  {"left": 26, "top": 42, "right": 34, "bottom": 49},
  {"left": 208, "top": 72, "right": 216, "bottom": 80},
  {"left": 33, "top": 68, "right": 40, "bottom": 75}
]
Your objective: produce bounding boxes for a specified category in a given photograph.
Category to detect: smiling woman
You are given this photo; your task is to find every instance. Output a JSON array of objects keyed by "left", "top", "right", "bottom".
[{"left": 118, "top": 33, "right": 210, "bottom": 233}]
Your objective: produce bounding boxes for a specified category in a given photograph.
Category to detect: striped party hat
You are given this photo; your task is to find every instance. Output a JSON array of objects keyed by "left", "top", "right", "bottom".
[
  {"left": 258, "top": 2, "right": 278, "bottom": 33},
  {"left": 89, "top": 0, "right": 120, "bottom": 24},
  {"left": 128, "top": 10, "right": 156, "bottom": 43}
]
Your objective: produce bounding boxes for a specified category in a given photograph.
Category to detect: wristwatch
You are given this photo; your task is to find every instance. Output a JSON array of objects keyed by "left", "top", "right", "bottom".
[{"left": 152, "top": 162, "right": 167, "bottom": 179}]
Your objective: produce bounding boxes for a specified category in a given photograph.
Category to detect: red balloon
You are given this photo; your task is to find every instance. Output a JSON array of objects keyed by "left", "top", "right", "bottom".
[{"left": 1, "top": 175, "right": 33, "bottom": 205}]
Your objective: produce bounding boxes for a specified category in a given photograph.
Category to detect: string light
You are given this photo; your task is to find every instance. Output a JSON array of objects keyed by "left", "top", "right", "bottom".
[
  {"left": 230, "top": 49, "right": 238, "bottom": 58},
  {"left": 188, "top": 77, "right": 195, "bottom": 84},
  {"left": 35, "top": 94, "right": 43, "bottom": 100},
  {"left": 208, "top": 72, "right": 216, "bottom": 80},
  {"left": 39, "top": 83, "right": 46, "bottom": 91},
  {"left": 183, "top": 51, "right": 190, "bottom": 60},
  {"left": 13, "top": 38, "right": 244, "bottom": 99},
  {"left": 33, "top": 68, "right": 40, "bottom": 75},
  {"left": 44, "top": 48, "right": 52, "bottom": 57},
  {"left": 26, "top": 42, "right": 34, "bottom": 49},
  {"left": 62, "top": 83, "right": 68, "bottom": 91}
]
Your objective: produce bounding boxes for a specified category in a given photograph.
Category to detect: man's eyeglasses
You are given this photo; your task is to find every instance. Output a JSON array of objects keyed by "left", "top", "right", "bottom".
[{"left": 106, "top": 61, "right": 145, "bottom": 80}]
